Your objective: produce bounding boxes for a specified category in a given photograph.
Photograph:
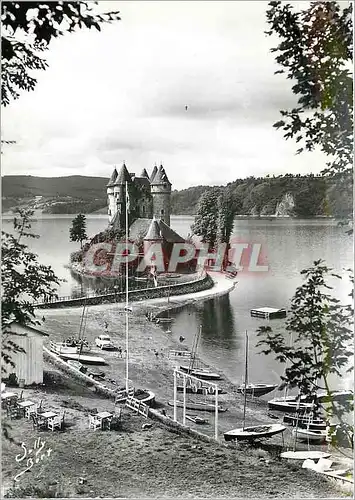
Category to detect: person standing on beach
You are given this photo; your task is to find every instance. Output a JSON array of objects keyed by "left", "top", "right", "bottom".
[{"left": 118, "top": 346, "right": 122, "bottom": 358}]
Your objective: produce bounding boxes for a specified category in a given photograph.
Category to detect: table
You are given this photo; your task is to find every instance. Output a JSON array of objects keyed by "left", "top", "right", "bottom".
[
  {"left": 17, "top": 400, "right": 36, "bottom": 418},
  {"left": 1, "top": 392, "right": 18, "bottom": 408},
  {"left": 38, "top": 411, "right": 57, "bottom": 420},
  {"left": 1, "top": 392, "right": 17, "bottom": 400}
]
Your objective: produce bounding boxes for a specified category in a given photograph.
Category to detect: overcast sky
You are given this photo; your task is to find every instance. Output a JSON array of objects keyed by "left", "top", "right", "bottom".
[{"left": 2, "top": 1, "right": 330, "bottom": 189}]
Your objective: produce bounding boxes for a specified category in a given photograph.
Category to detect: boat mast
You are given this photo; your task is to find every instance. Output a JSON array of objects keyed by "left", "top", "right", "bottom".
[
  {"left": 125, "top": 181, "right": 129, "bottom": 393},
  {"left": 242, "top": 331, "right": 249, "bottom": 430},
  {"left": 189, "top": 324, "right": 201, "bottom": 373}
]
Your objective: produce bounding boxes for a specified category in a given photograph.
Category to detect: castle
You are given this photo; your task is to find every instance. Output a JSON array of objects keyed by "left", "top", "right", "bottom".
[{"left": 107, "top": 163, "right": 172, "bottom": 232}]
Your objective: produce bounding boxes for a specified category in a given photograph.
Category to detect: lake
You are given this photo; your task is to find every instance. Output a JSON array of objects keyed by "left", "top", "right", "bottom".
[{"left": 2, "top": 214, "right": 353, "bottom": 392}]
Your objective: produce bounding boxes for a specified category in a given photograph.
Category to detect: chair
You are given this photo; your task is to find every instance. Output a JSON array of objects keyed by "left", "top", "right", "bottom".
[
  {"left": 102, "top": 416, "right": 113, "bottom": 431},
  {"left": 30, "top": 413, "right": 47, "bottom": 431},
  {"left": 7, "top": 404, "right": 22, "bottom": 420},
  {"left": 89, "top": 414, "right": 101, "bottom": 431},
  {"left": 25, "top": 404, "right": 39, "bottom": 419},
  {"left": 47, "top": 415, "right": 63, "bottom": 432}
]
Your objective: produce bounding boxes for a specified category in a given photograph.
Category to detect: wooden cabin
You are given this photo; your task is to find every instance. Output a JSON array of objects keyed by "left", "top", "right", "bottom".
[{"left": 2, "top": 322, "right": 48, "bottom": 385}]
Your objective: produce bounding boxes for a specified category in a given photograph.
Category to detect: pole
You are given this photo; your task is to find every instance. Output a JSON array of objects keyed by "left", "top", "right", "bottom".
[
  {"left": 125, "top": 181, "right": 129, "bottom": 393},
  {"left": 215, "top": 383, "right": 218, "bottom": 441},
  {"left": 173, "top": 369, "right": 177, "bottom": 422},
  {"left": 242, "top": 331, "right": 248, "bottom": 430},
  {"left": 183, "top": 373, "right": 186, "bottom": 426}
]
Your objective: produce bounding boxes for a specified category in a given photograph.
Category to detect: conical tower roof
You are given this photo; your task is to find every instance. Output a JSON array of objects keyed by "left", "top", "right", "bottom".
[
  {"left": 151, "top": 164, "right": 171, "bottom": 185},
  {"left": 115, "top": 163, "right": 132, "bottom": 185},
  {"left": 144, "top": 218, "right": 163, "bottom": 241},
  {"left": 140, "top": 168, "right": 149, "bottom": 179},
  {"left": 150, "top": 165, "right": 158, "bottom": 182},
  {"left": 107, "top": 167, "right": 118, "bottom": 187}
]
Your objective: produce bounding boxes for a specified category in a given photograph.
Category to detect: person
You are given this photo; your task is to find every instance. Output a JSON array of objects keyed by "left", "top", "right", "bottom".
[
  {"left": 104, "top": 321, "right": 108, "bottom": 330},
  {"left": 118, "top": 346, "right": 122, "bottom": 358},
  {"left": 154, "top": 351, "right": 159, "bottom": 359}
]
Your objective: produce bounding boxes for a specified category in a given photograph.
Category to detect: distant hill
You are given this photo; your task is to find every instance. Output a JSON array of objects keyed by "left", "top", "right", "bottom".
[{"left": 2, "top": 174, "right": 352, "bottom": 218}]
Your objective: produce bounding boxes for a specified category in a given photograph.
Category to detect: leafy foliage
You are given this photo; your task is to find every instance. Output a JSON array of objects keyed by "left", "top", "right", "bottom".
[
  {"left": 1, "top": 1, "right": 120, "bottom": 106},
  {"left": 1, "top": 209, "right": 61, "bottom": 370},
  {"left": 191, "top": 188, "right": 221, "bottom": 249},
  {"left": 69, "top": 213, "right": 88, "bottom": 249},
  {"left": 257, "top": 260, "right": 354, "bottom": 448},
  {"left": 266, "top": 1, "right": 353, "bottom": 180}
]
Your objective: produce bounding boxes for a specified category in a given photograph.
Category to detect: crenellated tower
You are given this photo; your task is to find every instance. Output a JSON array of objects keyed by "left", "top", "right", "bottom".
[{"left": 151, "top": 164, "right": 171, "bottom": 226}]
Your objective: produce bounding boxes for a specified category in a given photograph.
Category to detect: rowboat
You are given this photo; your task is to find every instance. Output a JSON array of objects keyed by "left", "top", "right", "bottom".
[
  {"left": 185, "top": 414, "right": 208, "bottom": 424},
  {"left": 168, "top": 400, "right": 227, "bottom": 412},
  {"left": 281, "top": 451, "right": 331, "bottom": 460},
  {"left": 267, "top": 398, "right": 314, "bottom": 413},
  {"left": 237, "top": 383, "right": 278, "bottom": 397},
  {"left": 179, "top": 366, "right": 221, "bottom": 380},
  {"left": 59, "top": 353, "right": 107, "bottom": 365},
  {"left": 315, "top": 390, "right": 354, "bottom": 403},
  {"left": 177, "top": 385, "right": 224, "bottom": 395},
  {"left": 292, "top": 427, "right": 328, "bottom": 443},
  {"left": 283, "top": 413, "right": 334, "bottom": 430},
  {"left": 224, "top": 423, "right": 286, "bottom": 441}
]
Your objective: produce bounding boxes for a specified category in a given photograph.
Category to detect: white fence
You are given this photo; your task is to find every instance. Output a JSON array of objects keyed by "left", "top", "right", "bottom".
[{"left": 125, "top": 396, "right": 149, "bottom": 418}]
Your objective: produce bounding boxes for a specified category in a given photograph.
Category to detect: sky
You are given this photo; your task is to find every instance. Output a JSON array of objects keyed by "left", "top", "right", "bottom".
[{"left": 2, "top": 1, "right": 331, "bottom": 190}]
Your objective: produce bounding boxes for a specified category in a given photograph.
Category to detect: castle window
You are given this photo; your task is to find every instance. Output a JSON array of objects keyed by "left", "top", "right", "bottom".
[
  {"left": 142, "top": 205, "right": 145, "bottom": 215},
  {"left": 161, "top": 209, "right": 164, "bottom": 215},
  {"left": 163, "top": 183, "right": 167, "bottom": 188}
]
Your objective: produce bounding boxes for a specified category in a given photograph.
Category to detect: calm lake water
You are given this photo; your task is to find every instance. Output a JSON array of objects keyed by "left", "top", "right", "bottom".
[{"left": 2, "top": 214, "right": 353, "bottom": 393}]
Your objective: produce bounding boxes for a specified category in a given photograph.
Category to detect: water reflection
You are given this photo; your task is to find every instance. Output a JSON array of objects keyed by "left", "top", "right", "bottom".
[{"left": 196, "top": 295, "right": 238, "bottom": 352}]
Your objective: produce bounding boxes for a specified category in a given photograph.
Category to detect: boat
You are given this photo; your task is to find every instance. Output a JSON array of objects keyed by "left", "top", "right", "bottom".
[
  {"left": 224, "top": 331, "right": 286, "bottom": 442},
  {"left": 292, "top": 427, "right": 328, "bottom": 443},
  {"left": 315, "top": 390, "right": 354, "bottom": 403},
  {"left": 49, "top": 341, "right": 80, "bottom": 356},
  {"left": 281, "top": 450, "right": 331, "bottom": 460},
  {"left": 283, "top": 413, "right": 333, "bottom": 430},
  {"left": 224, "top": 424, "right": 286, "bottom": 441},
  {"left": 185, "top": 414, "right": 208, "bottom": 424},
  {"left": 168, "top": 400, "right": 227, "bottom": 412},
  {"left": 236, "top": 383, "right": 278, "bottom": 397},
  {"left": 177, "top": 385, "right": 224, "bottom": 395},
  {"left": 58, "top": 352, "right": 107, "bottom": 365},
  {"left": 179, "top": 366, "right": 221, "bottom": 380},
  {"left": 267, "top": 398, "right": 314, "bottom": 413},
  {"left": 155, "top": 317, "right": 173, "bottom": 324}
]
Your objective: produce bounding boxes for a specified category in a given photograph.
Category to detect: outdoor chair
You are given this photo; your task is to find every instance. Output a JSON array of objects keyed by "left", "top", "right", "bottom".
[
  {"left": 47, "top": 414, "right": 64, "bottom": 432},
  {"left": 25, "top": 404, "right": 39, "bottom": 420},
  {"left": 110, "top": 410, "right": 122, "bottom": 431},
  {"left": 7, "top": 404, "right": 22, "bottom": 420},
  {"left": 30, "top": 413, "right": 47, "bottom": 431},
  {"left": 89, "top": 414, "right": 101, "bottom": 431}
]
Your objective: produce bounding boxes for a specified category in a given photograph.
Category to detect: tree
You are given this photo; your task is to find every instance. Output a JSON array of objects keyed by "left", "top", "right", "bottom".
[
  {"left": 70, "top": 213, "right": 88, "bottom": 249},
  {"left": 191, "top": 188, "right": 221, "bottom": 250},
  {"left": 1, "top": 2, "right": 120, "bottom": 106},
  {"left": 257, "top": 260, "right": 354, "bottom": 450},
  {"left": 217, "top": 189, "right": 236, "bottom": 245},
  {"left": 2, "top": 210, "right": 60, "bottom": 439},
  {"left": 267, "top": 1, "right": 353, "bottom": 182}
]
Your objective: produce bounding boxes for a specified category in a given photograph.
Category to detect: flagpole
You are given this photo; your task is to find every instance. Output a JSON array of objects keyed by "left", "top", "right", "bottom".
[{"left": 125, "top": 181, "right": 129, "bottom": 393}]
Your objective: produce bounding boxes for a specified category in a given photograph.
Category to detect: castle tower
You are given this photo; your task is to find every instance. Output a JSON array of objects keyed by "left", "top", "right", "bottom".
[
  {"left": 151, "top": 164, "right": 171, "bottom": 226},
  {"left": 108, "top": 163, "right": 132, "bottom": 230},
  {"left": 107, "top": 167, "right": 118, "bottom": 224},
  {"left": 150, "top": 165, "right": 158, "bottom": 183}
]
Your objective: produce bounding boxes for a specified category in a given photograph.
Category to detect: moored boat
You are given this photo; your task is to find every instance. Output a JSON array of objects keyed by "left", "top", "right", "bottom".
[
  {"left": 292, "top": 427, "right": 328, "bottom": 443},
  {"left": 177, "top": 385, "right": 224, "bottom": 395},
  {"left": 237, "top": 383, "right": 278, "bottom": 397},
  {"left": 281, "top": 450, "right": 331, "bottom": 460},
  {"left": 168, "top": 400, "right": 227, "bottom": 412},
  {"left": 283, "top": 413, "right": 335, "bottom": 431},
  {"left": 224, "top": 423, "right": 286, "bottom": 441},
  {"left": 179, "top": 366, "right": 221, "bottom": 380},
  {"left": 267, "top": 398, "right": 314, "bottom": 413}
]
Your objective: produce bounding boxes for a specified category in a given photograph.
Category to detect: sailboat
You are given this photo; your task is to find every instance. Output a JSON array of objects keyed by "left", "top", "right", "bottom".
[
  {"left": 178, "top": 325, "right": 221, "bottom": 381},
  {"left": 50, "top": 304, "right": 106, "bottom": 365},
  {"left": 224, "top": 331, "right": 286, "bottom": 441}
]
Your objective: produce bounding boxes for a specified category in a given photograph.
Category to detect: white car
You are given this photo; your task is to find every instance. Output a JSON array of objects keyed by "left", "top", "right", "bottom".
[{"left": 95, "top": 335, "right": 115, "bottom": 350}]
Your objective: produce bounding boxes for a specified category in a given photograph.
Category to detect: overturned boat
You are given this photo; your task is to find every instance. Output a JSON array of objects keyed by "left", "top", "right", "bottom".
[{"left": 168, "top": 400, "right": 227, "bottom": 412}]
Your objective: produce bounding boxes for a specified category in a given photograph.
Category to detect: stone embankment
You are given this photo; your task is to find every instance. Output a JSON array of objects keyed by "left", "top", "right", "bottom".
[{"left": 36, "top": 273, "right": 214, "bottom": 309}]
